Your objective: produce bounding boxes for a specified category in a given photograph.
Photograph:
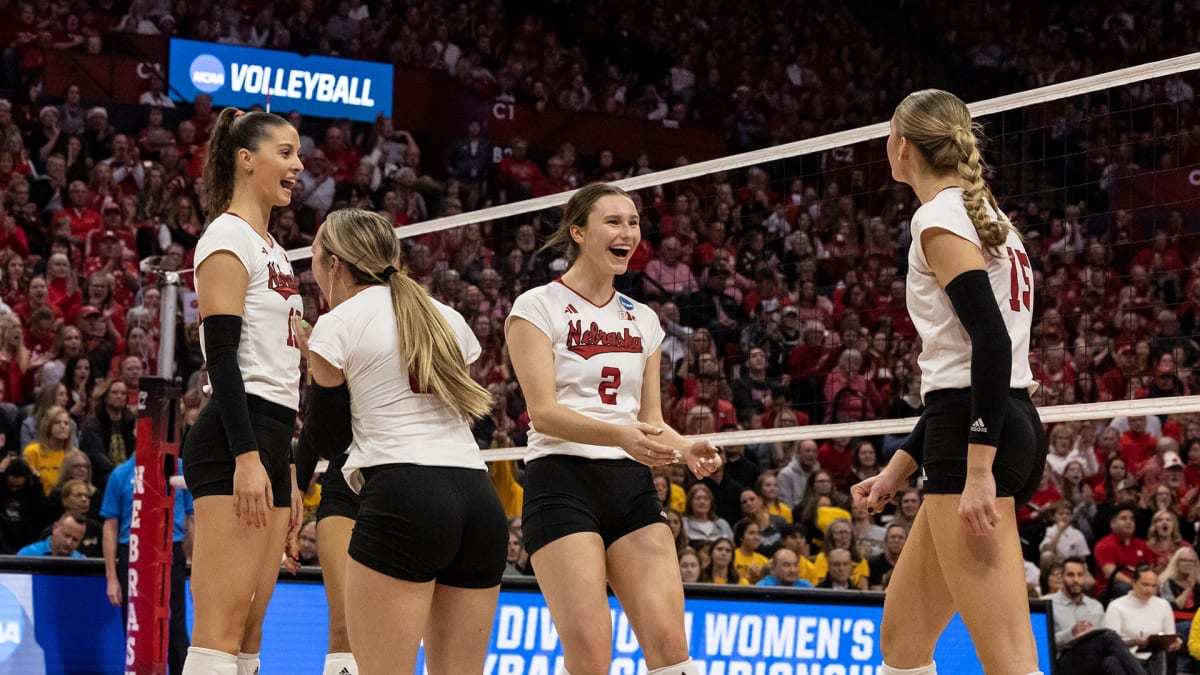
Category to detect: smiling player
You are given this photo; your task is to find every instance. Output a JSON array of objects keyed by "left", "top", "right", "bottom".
[{"left": 505, "top": 182, "right": 722, "bottom": 675}]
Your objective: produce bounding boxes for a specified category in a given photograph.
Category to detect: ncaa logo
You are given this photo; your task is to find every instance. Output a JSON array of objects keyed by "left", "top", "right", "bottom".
[
  {"left": 189, "top": 54, "right": 225, "bottom": 93},
  {"left": 618, "top": 296, "right": 634, "bottom": 311}
]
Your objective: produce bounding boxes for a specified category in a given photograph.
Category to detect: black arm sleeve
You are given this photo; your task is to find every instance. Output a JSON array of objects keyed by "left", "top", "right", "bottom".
[
  {"left": 944, "top": 269, "right": 1012, "bottom": 447},
  {"left": 293, "top": 381, "right": 352, "bottom": 489},
  {"left": 201, "top": 315, "right": 258, "bottom": 457},
  {"left": 898, "top": 411, "right": 929, "bottom": 465}
]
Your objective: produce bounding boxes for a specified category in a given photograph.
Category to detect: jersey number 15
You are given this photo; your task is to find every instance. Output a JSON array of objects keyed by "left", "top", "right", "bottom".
[{"left": 1006, "top": 247, "right": 1031, "bottom": 312}]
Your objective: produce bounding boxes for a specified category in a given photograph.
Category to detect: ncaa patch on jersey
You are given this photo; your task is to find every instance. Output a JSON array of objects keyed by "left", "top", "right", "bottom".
[{"left": 618, "top": 295, "right": 635, "bottom": 311}]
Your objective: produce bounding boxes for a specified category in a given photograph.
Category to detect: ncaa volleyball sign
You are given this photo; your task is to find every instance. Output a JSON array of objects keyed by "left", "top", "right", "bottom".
[{"left": 169, "top": 39, "right": 393, "bottom": 122}]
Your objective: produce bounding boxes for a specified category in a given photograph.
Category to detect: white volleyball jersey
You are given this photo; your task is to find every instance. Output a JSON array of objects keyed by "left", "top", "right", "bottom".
[
  {"left": 509, "top": 279, "right": 666, "bottom": 462},
  {"left": 195, "top": 212, "right": 304, "bottom": 410},
  {"left": 906, "top": 188, "right": 1036, "bottom": 400},
  {"left": 307, "top": 286, "right": 485, "bottom": 492}
]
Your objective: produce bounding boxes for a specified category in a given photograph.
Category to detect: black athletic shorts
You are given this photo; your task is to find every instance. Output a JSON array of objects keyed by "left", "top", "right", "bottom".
[
  {"left": 521, "top": 455, "right": 668, "bottom": 556},
  {"left": 182, "top": 395, "right": 295, "bottom": 507},
  {"left": 348, "top": 463, "right": 508, "bottom": 588},
  {"left": 316, "top": 450, "right": 359, "bottom": 522},
  {"left": 920, "top": 387, "right": 1047, "bottom": 505}
]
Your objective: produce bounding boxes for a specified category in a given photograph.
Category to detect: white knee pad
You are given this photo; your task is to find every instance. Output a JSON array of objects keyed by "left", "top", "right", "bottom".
[
  {"left": 182, "top": 647, "right": 238, "bottom": 675},
  {"left": 323, "top": 652, "right": 359, "bottom": 675},
  {"left": 236, "top": 652, "right": 260, "bottom": 675},
  {"left": 880, "top": 662, "right": 937, "bottom": 675},
  {"left": 648, "top": 659, "right": 701, "bottom": 675}
]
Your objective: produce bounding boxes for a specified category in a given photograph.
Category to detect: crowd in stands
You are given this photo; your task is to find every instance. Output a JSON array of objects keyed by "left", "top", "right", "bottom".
[{"left": 1, "top": 0, "right": 1200, "bottom": 670}]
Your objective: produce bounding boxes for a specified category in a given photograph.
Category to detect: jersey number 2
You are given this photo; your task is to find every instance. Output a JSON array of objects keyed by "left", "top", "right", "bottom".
[
  {"left": 1006, "top": 247, "right": 1031, "bottom": 312},
  {"left": 598, "top": 367, "right": 621, "bottom": 405}
]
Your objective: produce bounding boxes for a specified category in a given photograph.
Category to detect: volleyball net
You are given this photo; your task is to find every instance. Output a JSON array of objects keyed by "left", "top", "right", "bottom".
[{"left": 265, "top": 52, "right": 1200, "bottom": 463}]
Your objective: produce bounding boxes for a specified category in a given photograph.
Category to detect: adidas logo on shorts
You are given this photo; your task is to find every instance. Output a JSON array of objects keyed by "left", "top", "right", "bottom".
[
  {"left": 970, "top": 418, "right": 988, "bottom": 434},
  {"left": 338, "top": 669, "right": 351, "bottom": 675}
]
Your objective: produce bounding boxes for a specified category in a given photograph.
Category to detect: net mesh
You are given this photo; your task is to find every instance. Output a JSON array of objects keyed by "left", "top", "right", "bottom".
[{"left": 270, "top": 55, "right": 1200, "bottom": 464}]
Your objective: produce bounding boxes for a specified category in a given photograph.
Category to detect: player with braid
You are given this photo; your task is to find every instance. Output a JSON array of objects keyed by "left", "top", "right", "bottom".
[{"left": 852, "top": 89, "right": 1048, "bottom": 675}]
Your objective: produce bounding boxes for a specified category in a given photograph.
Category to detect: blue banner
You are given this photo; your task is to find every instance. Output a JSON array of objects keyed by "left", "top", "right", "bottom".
[
  {"left": 0, "top": 571, "right": 1054, "bottom": 674},
  {"left": 168, "top": 39, "right": 393, "bottom": 122}
]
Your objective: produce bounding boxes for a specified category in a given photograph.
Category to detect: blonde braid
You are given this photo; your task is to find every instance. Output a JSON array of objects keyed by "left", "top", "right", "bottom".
[{"left": 951, "top": 124, "right": 1010, "bottom": 252}]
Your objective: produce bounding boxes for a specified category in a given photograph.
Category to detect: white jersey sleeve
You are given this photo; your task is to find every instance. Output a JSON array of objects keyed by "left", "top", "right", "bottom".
[
  {"left": 307, "top": 312, "right": 349, "bottom": 371},
  {"left": 510, "top": 280, "right": 666, "bottom": 462},
  {"left": 195, "top": 213, "right": 304, "bottom": 410}
]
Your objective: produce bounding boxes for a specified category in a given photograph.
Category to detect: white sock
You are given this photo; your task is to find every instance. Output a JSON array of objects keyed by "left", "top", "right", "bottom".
[
  {"left": 880, "top": 662, "right": 937, "bottom": 675},
  {"left": 236, "top": 651, "right": 260, "bottom": 675},
  {"left": 648, "top": 660, "right": 701, "bottom": 675},
  {"left": 323, "top": 652, "right": 359, "bottom": 675},
  {"left": 182, "top": 647, "right": 238, "bottom": 675}
]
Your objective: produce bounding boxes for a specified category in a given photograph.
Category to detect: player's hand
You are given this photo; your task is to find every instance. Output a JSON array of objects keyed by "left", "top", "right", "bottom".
[
  {"left": 233, "top": 453, "right": 273, "bottom": 528},
  {"left": 851, "top": 471, "right": 906, "bottom": 515},
  {"left": 281, "top": 551, "right": 301, "bottom": 575},
  {"left": 290, "top": 315, "right": 311, "bottom": 359},
  {"left": 619, "top": 423, "right": 678, "bottom": 467},
  {"left": 286, "top": 468, "right": 303, "bottom": 556},
  {"left": 106, "top": 575, "right": 123, "bottom": 606},
  {"left": 686, "top": 440, "right": 721, "bottom": 479},
  {"left": 960, "top": 471, "right": 999, "bottom": 536}
]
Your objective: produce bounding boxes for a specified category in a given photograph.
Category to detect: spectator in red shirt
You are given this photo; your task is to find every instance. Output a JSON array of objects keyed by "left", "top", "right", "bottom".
[
  {"left": 45, "top": 251, "right": 81, "bottom": 319},
  {"left": 1120, "top": 415, "right": 1159, "bottom": 476},
  {"left": 0, "top": 249, "right": 28, "bottom": 309},
  {"left": 495, "top": 136, "right": 542, "bottom": 202},
  {"left": 174, "top": 120, "right": 204, "bottom": 180},
  {"left": 670, "top": 372, "right": 735, "bottom": 432},
  {"left": 817, "top": 436, "right": 854, "bottom": 493},
  {"left": 52, "top": 180, "right": 102, "bottom": 240},
  {"left": 0, "top": 211, "right": 29, "bottom": 257},
  {"left": 321, "top": 125, "right": 360, "bottom": 184},
  {"left": 694, "top": 220, "right": 736, "bottom": 270},
  {"left": 822, "top": 349, "right": 882, "bottom": 424},
  {"left": 1094, "top": 504, "right": 1156, "bottom": 598},
  {"left": 13, "top": 276, "right": 61, "bottom": 324},
  {"left": 24, "top": 306, "right": 57, "bottom": 356},
  {"left": 1017, "top": 464, "right": 1062, "bottom": 525},
  {"left": 531, "top": 155, "right": 570, "bottom": 197},
  {"left": 71, "top": 271, "right": 125, "bottom": 339},
  {"left": 188, "top": 93, "right": 214, "bottom": 143},
  {"left": 99, "top": 134, "right": 143, "bottom": 195}
]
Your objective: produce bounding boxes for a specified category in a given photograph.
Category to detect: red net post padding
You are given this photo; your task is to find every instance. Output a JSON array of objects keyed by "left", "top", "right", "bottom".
[{"left": 126, "top": 377, "right": 180, "bottom": 675}]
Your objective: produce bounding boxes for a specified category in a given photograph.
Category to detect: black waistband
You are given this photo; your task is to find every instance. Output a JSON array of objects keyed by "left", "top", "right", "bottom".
[
  {"left": 246, "top": 394, "right": 296, "bottom": 426},
  {"left": 925, "top": 387, "right": 1033, "bottom": 405}
]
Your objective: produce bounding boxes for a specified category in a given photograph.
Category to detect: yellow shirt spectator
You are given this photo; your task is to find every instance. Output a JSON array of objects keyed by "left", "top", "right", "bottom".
[
  {"left": 735, "top": 548, "right": 770, "bottom": 585},
  {"left": 23, "top": 406, "right": 77, "bottom": 495}
]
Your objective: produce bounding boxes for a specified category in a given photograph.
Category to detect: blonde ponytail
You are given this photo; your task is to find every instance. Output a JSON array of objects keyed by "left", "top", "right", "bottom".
[
  {"left": 386, "top": 271, "right": 492, "bottom": 420},
  {"left": 894, "top": 89, "right": 1017, "bottom": 255},
  {"left": 317, "top": 209, "right": 492, "bottom": 421}
]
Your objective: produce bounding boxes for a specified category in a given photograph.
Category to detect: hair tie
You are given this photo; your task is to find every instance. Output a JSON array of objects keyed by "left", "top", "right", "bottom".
[
  {"left": 233, "top": 109, "right": 245, "bottom": 118},
  {"left": 382, "top": 265, "right": 398, "bottom": 281}
]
